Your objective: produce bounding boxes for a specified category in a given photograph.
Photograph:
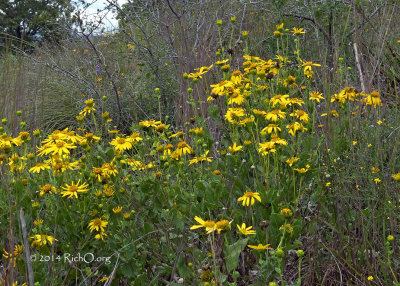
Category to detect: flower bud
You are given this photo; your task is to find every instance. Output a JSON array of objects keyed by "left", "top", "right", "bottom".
[
  {"left": 274, "top": 248, "right": 284, "bottom": 258},
  {"left": 297, "top": 249, "right": 304, "bottom": 258},
  {"left": 221, "top": 64, "right": 230, "bottom": 72}
]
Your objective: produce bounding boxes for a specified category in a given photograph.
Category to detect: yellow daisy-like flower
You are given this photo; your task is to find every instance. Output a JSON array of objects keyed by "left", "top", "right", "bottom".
[
  {"left": 270, "top": 94, "right": 290, "bottom": 108},
  {"left": 169, "top": 131, "right": 184, "bottom": 138},
  {"left": 139, "top": 120, "right": 162, "bottom": 128},
  {"left": 290, "top": 110, "right": 309, "bottom": 123},
  {"left": 110, "top": 136, "right": 133, "bottom": 152},
  {"left": 45, "top": 141, "right": 77, "bottom": 156},
  {"left": 373, "top": 178, "right": 381, "bottom": 184},
  {"left": 210, "top": 80, "right": 234, "bottom": 96},
  {"left": 309, "top": 91, "right": 324, "bottom": 102},
  {"left": 30, "top": 234, "right": 57, "bottom": 248},
  {"left": 364, "top": 91, "right": 381, "bottom": 108},
  {"left": 237, "top": 191, "right": 262, "bottom": 206},
  {"left": 265, "top": 110, "right": 286, "bottom": 122},
  {"left": 187, "top": 64, "right": 213, "bottom": 79},
  {"left": 228, "top": 143, "right": 243, "bottom": 153},
  {"left": 392, "top": 173, "right": 400, "bottom": 181},
  {"left": 227, "top": 90, "right": 245, "bottom": 105},
  {"left": 84, "top": 132, "right": 101, "bottom": 143},
  {"left": 175, "top": 141, "right": 193, "bottom": 156},
  {"left": 281, "top": 208, "right": 292, "bottom": 217},
  {"left": 190, "top": 127, "right": 203, "bottom": 135},
  {"left": 112, "top": 206, "right": 123, "bottom": 213},
  {"left": 29, "top": 162, "right": 51, "bottom": 173},
  {"left": 215, "top": 59, "right": 229, "bottom": 65},
  {"left": 225, "top": 108, "right": 246, "bottom": 124},
  {"left": 34, "top": 219, "right": 44, "bottom": 226},
  {"left": 286, "top": 122, "right": 307, "bottom": 136},
  {"left": 129, "top": 132, "right": 143, "bottom": 143},
  {"left": 61, "top": 180, "right": 89, "bottom": 199},
  {"left": 294, "top": 164, "right": 310, "bottom": 174},
  {"left": 190, "top": 216, "right": 216, "bottom": 234},
  {"left": 260, "top": 124, "right": 281, "bottom": 135},
  {"left": 301, "top": 60, "right": 321, "bottom": 72},
  {"left": 248, "top": 244, "right": 271, "bottom": 250},
  {"left": 237, "top": 223, "right": 256, "bottom": 235},
  {"left": 292, "top": 27, "right": 305, "bottom": 35},
  {"left": 285, "top": 157, "right": 299, "bottom": 167},
  {"left": 40, "top": 184, "right": 56, "bottom": 196},
  {"left": 88, "top": 217, "right": 108, "bottom": 233},
  {"left": 215, "top": 220, "right": 232, "bottom": 234},
  {"left": 189, "top": 151, "right": 213, "bottom": 165},
  {"left": 79, "top": 103, "right": 96, "bottom": 117},
  {"left": 2, "top": 244, "right": 24, "bottom": 267}
]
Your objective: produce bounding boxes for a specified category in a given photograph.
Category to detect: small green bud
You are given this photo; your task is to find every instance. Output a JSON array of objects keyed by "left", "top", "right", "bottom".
[
  {"left": 297, "top": 249, "right": 304, "bottom": 258},
  {"left": 388, "top": 235, "right": 394, "bottom": 242},
  {"left": 216, "top": 19, "right": 222, "bottom": 27},
  {"left": 183, "top": 72, "right": 189, "bottom": 79},
  {"left": 187, "top": 88, "right": 193, "bottom": 94},
  {"left": 102, "top": 96, "right": 107, "bottom": 101},
  {"left": 275, "top": 248, "right": 284, "bottom": 258},
  {"left": 155, "top": 88, "right": 160, "bottom": 93},
  {"left": 1, "top": 118, "right": 7, "bottom": 125},
  {"left": 20, "top": 121, "right": 26, "bottom": 128},
  {"left": 230, "top": 16, "right": 236, "bottom": 24},
  {"left": 17, "top": 110, "right": 22, "bottom": 117}
]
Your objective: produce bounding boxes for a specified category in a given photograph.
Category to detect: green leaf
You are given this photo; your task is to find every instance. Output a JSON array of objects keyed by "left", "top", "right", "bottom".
[
  {"left": 133, "top": 273, "right": 147, "bottom": 285},
  {"left": 270, "top": 213, "right": 284, "bottom": 227},
  {"left": 121, "top": 264, "right": 135, "bottom": 278},
  {"left": 144, "top": 222, "right": 153, "bottom": 234},
  {"left": 225, "top": 237, "right": 249, "bottom": 274}
]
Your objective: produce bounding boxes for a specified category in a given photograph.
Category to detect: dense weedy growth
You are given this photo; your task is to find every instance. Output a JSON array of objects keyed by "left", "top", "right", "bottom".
[{"left": 1, "top": 1, "right": 400, "bottom": 285}]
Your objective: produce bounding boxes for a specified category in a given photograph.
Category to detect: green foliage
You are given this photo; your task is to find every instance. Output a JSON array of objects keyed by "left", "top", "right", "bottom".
[{"left": 0, "top": 0, "right": 75, "bottom": 43}]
